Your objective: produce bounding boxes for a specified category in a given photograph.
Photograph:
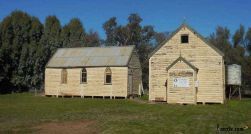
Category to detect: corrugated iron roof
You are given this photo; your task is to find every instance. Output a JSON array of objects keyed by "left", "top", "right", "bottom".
[{"left": 46, "top": 45, "right": 135, "bottom": 68}]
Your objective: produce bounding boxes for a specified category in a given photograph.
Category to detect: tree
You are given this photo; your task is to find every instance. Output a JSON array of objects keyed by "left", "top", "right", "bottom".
[
  {"left": 29, "top": 17, "right": 44, "bottom": 89},
  {"left": 0, "top": 11, "right": 101, "bottom": 93},
  {"left": 233, "top": 24, "right": 245, "bottom": 48},
  {"left": 209, "top": 26, "right": 232, "bottom": 63},
  {"left": 15, "top": 17, "right": 44, "bottom": 90},
  {"left": 39, "top": 16, "right": 61, "bottom": 77},
  {"left": 126, "top": 13, "right": 142, "bottom": 47},
  {"left": 41, "top": 16, "right": 61, "bottom": 55},
  {"left": 84, "top": 30, "right": 100, "bottom": 47},
  {"left": 103, "top": 17, "right": 117, "bottom": 46},
  {"left": 103, "top": 13, "right": 164, "bottom": 89},
  {"left": 0, "top": 11, "right": 33, "bottom": 91},
  {"left": 154, "top": 32, "right": 169, "bottom": 45},
  {"left": 0, "top": 16, "right": 13, "bottom": 93},
  {"left": 141, "top": 25, "right": 155, "bottom": 44},
  {"left": 210, "top": 25, "right": 251, "bottom": 90},
  {"left": 61, "top": 18, "right": 85, "bottom": 47},
  {"left": 0, "top": 12, "right": 45, "bottom": 92},
  {"left": 245, "top": 28, "right": 251, "bottom": 54},
  {"left": 0, "top": 11, "right": 45, "bottom": 93},
  {"left": 114, "top": 26, "right": 130, "bottom": 46},
  {"left": 0, "top": 23, "right": 2, "bottom": 47}
]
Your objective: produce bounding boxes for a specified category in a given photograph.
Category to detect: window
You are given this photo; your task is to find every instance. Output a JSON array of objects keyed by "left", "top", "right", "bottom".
[
  {"left": 181, "top": 34, "right": 189, "bottom": 43},
  {"left": 105, "top": 67, "right": 112, "bottom": 84},
  {"left": 61, "top": 69, "right": 67, "bottom": 84},
  {"left": 81, "top": 68, "right": 87, "bottom": 83}
]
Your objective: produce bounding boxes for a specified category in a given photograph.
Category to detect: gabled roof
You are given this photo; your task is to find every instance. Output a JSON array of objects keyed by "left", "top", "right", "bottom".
[
  {"left": 166, "top": 56, "right": 198, "bottom": 72},
  {"left": 149, "top": 23, "right": 224, "bottom": 58},
  {"left": 46, "top": 45, "right": 135, "bottom": 68}
]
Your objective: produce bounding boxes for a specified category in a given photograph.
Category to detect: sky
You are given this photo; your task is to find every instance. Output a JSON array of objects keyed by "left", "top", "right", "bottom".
[{"left": 0, "top": 0, "right": 251, "bottom": 39}]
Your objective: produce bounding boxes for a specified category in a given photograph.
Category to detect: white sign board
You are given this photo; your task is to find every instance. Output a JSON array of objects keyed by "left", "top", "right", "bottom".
[{"left": 173, "top": 78, "right": 189, "bottom": 88}]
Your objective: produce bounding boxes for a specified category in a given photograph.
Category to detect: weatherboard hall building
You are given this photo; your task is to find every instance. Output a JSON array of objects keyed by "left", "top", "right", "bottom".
[
  {"left": 149, "top": 23, "right": 225, "bottom": 104},
  {"left": 45, "top": 45, "right": 142, "bottom": 98}
]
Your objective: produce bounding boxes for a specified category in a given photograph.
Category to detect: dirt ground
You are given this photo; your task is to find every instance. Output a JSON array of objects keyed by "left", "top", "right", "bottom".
[{"left": 32, "top": 120, "right": 99, "bottom": 134}]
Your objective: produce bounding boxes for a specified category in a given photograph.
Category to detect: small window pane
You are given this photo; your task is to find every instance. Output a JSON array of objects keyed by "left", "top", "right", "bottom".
[
  {"left": 106, "top": 75, "right": 111, "bottom": 84},
  {"left": 61, "top": 69, "right": 67, "bottom": 84},
  {"left": 81, "top": 68, "right": 87, "bottom": 83},
  {"left": 83, "top": 77, "right": 86, "bottom": 82},
  {"left": 181, "top": 35, "right": 189, "bottom": 43},
  {"left": 105, "top": 67, "right": 112, "bottom": 84}
]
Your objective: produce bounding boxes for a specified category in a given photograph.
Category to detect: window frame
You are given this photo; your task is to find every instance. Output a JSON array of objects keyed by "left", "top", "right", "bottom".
[
  {"left": 181, "top": 34, "right": 189, "bottom": 44},
  {"left": 61, "top": 69, "right": 67, "bottom": 84},
  {"left": 104, "top": 67, "right": 112, "bottom": 85},
  {"left": 80, "top": 68, "right": 87, "bottom": 84}
]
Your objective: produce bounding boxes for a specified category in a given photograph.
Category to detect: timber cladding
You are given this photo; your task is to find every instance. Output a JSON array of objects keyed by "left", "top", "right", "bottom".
[
  {"left": 45, "top": 67, "right": 128, "bottom": 97},
  {"left": 167, "top": 60, "right": 197, "bottom": 104},
  {"left": 45, "top": 46, "right": 142, "bottom": 98},
  {"left": 149, "top": 24, "right": 225, "bottom": 104}
]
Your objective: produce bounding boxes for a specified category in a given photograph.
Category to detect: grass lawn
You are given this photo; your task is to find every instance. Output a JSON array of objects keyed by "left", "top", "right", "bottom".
[{"left": 0, "top": 93, "right": 250, "bottom": 134}]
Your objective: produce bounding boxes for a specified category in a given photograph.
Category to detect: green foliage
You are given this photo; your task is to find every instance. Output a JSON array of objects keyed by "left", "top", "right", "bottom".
[
  {"left": 126, "top": 13, "right": 143, "bottom": 46},
  {"left": 245, "top": 28, "right": 251, "bottom": 53},
  {"left": 103, "top": 17, "right": 117, "bottom": 46},
  {"left": 41, "top": 15, "right": 62, "bottom": 57},
  {"left": 0, "top": 11, "right": 33, "bottom": 92},
  {"left": 61, "top": 18, "right": 85, "bottom": 47},
  {"left": 209, "top": 26, "right": 251, "bottom": 87},
  {"left": 84, "top": 30, "right": 100, "bottom": 47},
  {"left": 209, "top": 26, "right": 231, "bottom": 54},
  {"left": 233, "top": 24, "right": 245, "bottom": 48},
  {"left": 0, "top": 11, "right": 100, "bottom": 93}
]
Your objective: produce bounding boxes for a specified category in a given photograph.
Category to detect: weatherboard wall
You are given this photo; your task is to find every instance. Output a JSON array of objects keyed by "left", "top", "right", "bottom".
[
  {"left": 45, "top": 67, "right": 128, "bottom": 97},
  {"left": 128, "top": 50, "right": 142, "bottom": 96},
  {"left": 149, "top": 25, "right": 225, "bottom": 104},
  {"left": 167, "top": 60, "right": 196, "bottom": 104}
]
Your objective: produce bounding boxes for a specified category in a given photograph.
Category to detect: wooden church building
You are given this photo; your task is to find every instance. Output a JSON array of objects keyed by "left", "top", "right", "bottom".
[
  {"left": 149, "top": 23, "right": 225, "bottom": 104},
  {"left": 45, "top": 45, "right": 142, "bottom": 98}
]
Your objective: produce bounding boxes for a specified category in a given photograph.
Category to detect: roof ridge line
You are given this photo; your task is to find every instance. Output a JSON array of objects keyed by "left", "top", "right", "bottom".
[{"left": 57, "top": 45, "right": 135, "bottom": 50}]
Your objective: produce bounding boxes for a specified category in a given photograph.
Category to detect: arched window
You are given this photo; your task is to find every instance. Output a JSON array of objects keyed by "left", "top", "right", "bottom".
[
  {"left": 105, "top": 67, "right": 112, "bottom": 84},
  {"left": 61, "top": 69, "right": 67, "bottom": 84},
  {"left": 81, "top": 68, "right": 87, "bottom": 83}
]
